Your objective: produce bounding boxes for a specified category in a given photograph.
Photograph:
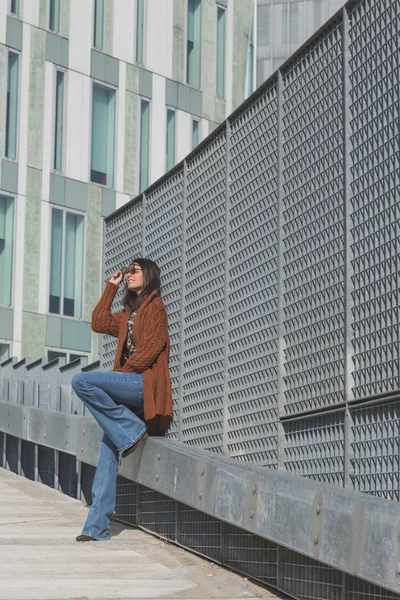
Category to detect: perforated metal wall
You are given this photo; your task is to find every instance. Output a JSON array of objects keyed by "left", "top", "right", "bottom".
[{"left": 101, "top": 0, "right": 399, "bottom": 503}]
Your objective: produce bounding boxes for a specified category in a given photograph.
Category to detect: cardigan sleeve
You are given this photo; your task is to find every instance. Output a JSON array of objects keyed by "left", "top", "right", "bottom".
[
  {"left": 116, "top": 304, "right": 168, "bottom": 373},
  {"left": 91, "top": 282, "right": 124, "bottom": 338}
]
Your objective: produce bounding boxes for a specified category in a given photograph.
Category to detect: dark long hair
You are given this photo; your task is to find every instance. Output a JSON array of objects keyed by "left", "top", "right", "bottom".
[{"left": 121, "top": 258, "right": 161, "bottom": 312}]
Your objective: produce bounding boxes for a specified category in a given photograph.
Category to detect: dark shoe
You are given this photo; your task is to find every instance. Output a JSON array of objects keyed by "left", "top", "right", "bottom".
[
  {"left": 121, "top": 432, "right": 149, "bottom": 458},
  {"left": 76, "top": 534, "right": 97, "bottom": 542}
]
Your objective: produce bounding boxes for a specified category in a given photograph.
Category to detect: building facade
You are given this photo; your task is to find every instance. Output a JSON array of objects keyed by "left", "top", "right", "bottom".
[
  {"left": 0, "top": 0, "right": 253, "bottom": 364},
  {"left": 256, "top": 0, "right": 344, "bottom": 85}
]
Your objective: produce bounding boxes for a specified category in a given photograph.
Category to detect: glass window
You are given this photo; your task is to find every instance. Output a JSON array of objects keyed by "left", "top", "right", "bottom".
[
  {"left": 139, "top": 99, "right": 150, "bottom": 192},
  {"left": 93, "top": 0, "right": 104, "bottom": 50},
  {"left": 5, "top": 52, "right": 19, "bottom": 160},
  {"left": 289, "top": 2, "right": 300, "bottom": 44},
  {"left": 136, "top": 0, "right": 144, "bottom": 64},
  {"left": 10, "top": 0, "right": 19, "bottom": 15},
  {"left": 0, "top": 196, "right": 14, "bottom": 306},
  {"left": 257, "top": 4, "right": 270, "bottom": 46},
  {"left": 49, "top": 0, "right": 60, "bottom": 32},
  {"left": 192, "top": 119, "right": 199, "bottom": 150},
  {"left": 91, "top": 84, "right": 116, "bottom": 187},
  {"left": 166, "top": 109, "right": 176, "bottom": 171},
  {"left": 0, "top": 344, "right": 10, "bottom": 362},
  {"left": 54, "top": 71, "right": 64, "bottom": 171},
  {"left": 49, "top": 208, "right": 84, "bottom": 318},
  {"left": 216, "top": 6, "right": 226, "bottom": 98},
  {"left": 187, "top": 0, "right": 202, "bottom": 88}
]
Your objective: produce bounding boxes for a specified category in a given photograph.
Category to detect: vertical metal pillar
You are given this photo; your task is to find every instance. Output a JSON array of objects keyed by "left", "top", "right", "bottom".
[
  {"left": 1, "top": 434, "right": 6, "bottom": 469},
  {"left": 34, "top": 444, "right": 39, "bottom": 481},
  {"left": 276, "top": 70, "right": 286, "bottom": 471},
  {"left": 342, "top": 5, "right": 355, "bottom": 490},
  {"left": 54, "top": 449, "right": 59, "bottom": 490},
  {"left": 177, "top": 161, "right": 188, "bottom": 443},
  {"left": 17, "top": 438, "right": 22, "bottom": 475},
  {"left": 222, "top": 119, "right": 232, "bottom": 456},
  {"left": 76, "top": 459, "right": 82, "bottom": 500}
]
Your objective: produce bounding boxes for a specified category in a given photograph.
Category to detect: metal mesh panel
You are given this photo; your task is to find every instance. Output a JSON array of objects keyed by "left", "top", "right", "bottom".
[
  {"left": 222, "top": 523, "right": 277, "bottom": 586},
  {"left": 283, "top": 411, "right": 345, "bottom": 486},
  {"left": 279, "top": 548, "right": 343, "bottom": 600},
  {"left": 6, "top": 434, "right": 18, "bottom": 473},
  {"left": 182, "top": 133, "right": 227, "bottom": 452},
  {"left": 138, "top": 485, "right": 176, "bottom": 540},
  {"left": 21, "top": 440, "right": 35, "bottom": 481},
  {"left": 228, "top": 85, "right": 279, "bottom": 467},
  {"left": 282, "top": 23, "right": 345, "bottom": 415},
  {"left": 38, "top": 445, "right": 55, "bottom": 487},
  {"left": 350, "top": 400, "right": 400, "bottom": 500},
  {"left": 346, "top": 575, "right": 400, "bottom": 600},
  {"left": 349, "top": 0, "right": 400, "bottom": 399},
  {"left": 115, "top": 475, "right": 138, "bottom": 525},
  {"left": 144, "top": 171, "right": 184, "bottom": 440},
  {"left": 102, "top": 198, "right": 143, "bottom": 370},
  {"left": 177, "top": 503, "right": 222, "bottom": 562},
  {"left": 58, "top": 452, "right": 77, "bottom": 497}
]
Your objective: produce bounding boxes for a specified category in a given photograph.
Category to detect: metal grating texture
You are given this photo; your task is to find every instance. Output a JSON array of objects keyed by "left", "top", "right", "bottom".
[
  {"left": 281, "top": 22, "right": 345, "bottom": 416},
  {"left": 102, "top": 198, "right": 143, "bottom": 370},
  {"left": 115, "top": 475, "right": 138, "bottom": 525},
  {"left": 38, "top": 445, "right": 55, "bottom": 488},
  {"left": 143, "top": 170, "right": 184, "bottom": 440},
  {"left": 182, "top": 132, "right": 227, "bottom": 453},
  {"left": 350, "top": 399, "right": 400, "bottom": 500},
  {"left": 283, "top": 411, "right": 345, "bottom": 486},
  {"left": 349, "top": 0, "right": 400, "bottom": 399},
  {"left": 21, "top": 440, "right": 35, "bottom": 480},
  {"left": 6, "top": 434, "right": 18, "bottom": 473},
  {"left": 228, "top": 84, "right": 279, "bottom": 466},
  {"left": 137, "top": 485, "right": 176, "bottom": 540},
  {"left": 346, "top": 576, "right": 400, "bottom": 600},
  {"left": 177, "top": 503, "right": 222, "bottom": 562}
]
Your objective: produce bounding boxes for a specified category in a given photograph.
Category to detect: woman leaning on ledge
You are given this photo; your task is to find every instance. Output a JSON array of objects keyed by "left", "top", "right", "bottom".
[{"left": 72, "top": 258, "right": 173, "bottom": 542}]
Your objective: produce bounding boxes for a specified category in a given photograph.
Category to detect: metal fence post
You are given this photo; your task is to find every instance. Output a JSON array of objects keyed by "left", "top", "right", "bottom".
[
  {"left": 342, "top": 4, "right": 355, "bottom": 490},
  {"left": 276, "top": 69, "right": 286, "bottom": 471}
]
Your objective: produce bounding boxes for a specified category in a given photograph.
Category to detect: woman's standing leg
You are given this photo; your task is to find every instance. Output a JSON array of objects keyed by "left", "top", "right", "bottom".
[{"left": 81, "top": 434, "right": 118, "bottom": 540}]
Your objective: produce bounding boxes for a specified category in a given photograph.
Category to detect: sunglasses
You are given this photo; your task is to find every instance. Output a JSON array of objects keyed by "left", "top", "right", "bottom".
[{"left": 105, "top": 263, "right": 142, "bottom": 283}]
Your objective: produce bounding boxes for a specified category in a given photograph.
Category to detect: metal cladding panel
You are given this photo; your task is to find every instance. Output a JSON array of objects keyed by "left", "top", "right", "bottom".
[
  {"left": 182, "top": 133, "right": 227, "bottom": 452},
  {"left": 351, "top": 399, "right": 400, "bottom": 501},
  {"left": 144, "top": 170, "right": 184, "bottom": 440},
  {"left": 102, "top": 198, "right": 143, "bottom": 371},
  {"left": 281, "top": 23, "right": 345, "bottom": 416},
  {"left": 349, "top": 0, "right": 400, "bottom": 399},
  {"left": 228, "top": 84, "right": 279, "bottom": 467},
  {"left": 283, "top": 412, "right": 345, "bottom": 487}
]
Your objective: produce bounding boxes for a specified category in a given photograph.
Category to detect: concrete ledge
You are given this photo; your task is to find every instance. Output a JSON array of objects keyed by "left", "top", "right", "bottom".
[{"left": 1, "top": 402, "right": 399, "bottom": 592}]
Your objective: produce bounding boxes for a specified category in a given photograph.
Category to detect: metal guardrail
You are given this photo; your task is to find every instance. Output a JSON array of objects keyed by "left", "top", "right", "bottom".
[{"left": 1, "top": 400, "right": 400, "bottom": 598}]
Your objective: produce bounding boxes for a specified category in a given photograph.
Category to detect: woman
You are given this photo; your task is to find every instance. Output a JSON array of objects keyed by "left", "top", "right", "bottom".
[{"left": 71, "top": 258, "right": 173, "bottom": 542}]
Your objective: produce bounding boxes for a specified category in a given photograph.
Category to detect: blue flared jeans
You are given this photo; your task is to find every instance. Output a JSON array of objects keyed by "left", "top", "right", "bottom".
[{"left": 71, "top": 371, "right": 146, "bottom": 540}]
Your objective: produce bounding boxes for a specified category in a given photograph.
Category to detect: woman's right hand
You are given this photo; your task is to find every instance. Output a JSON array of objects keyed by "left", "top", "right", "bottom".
[{"left": 108, "top": 271, "right": 124, "bottom": 286}]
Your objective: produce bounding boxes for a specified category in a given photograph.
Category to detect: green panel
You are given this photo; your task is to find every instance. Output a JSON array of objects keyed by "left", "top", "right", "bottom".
[
  {"left": 126, "top": 63, "right": 139, "bottom": 94},
  {"left": 84, "top": 185, "right": 102, "bottom": 322},
  {"left": 6, "top": 16, "right": 22, "bottom": 51},
  {"left": 28, "top": 28, "right": 46, "bottom": 169},
  {"left": 21, "top": 312, "right": 46, "bottom": 361},
  {"left": 0, "top": 47, "right": 7, "bottom": 185},
  {"left": 91, "top": 50, "right": 119, "bottom": 87},
  {"left": 104, "top": 0, "right": 114, "bottom": 56},
  {"left": 91, "top": 49, "right": 105, "bottom": 81},
  {"left": 139, "top": 69, "right": 152, "bottom": 99},
  {"left": 217, "top": 0, "right": 227, "bottom": 5},
  {"left": 190, "top": 87, "right": 203, "bottom": 117},
  {"left": 46, "top": 315, "right": 62, "bottom": 348},
  {"left": 177, "top": 83, "right": 190, "bottom": 113},
  {"left": 23, "top": 168, "right": 42, "bottom": 313},
  {"left": 45, "top": 32, "right": 69, "bottom": 68},
  {"left": 102, "top": 188, "right": 116, "bottom": 217},
  {"left": 172, "top": 0, "right": 185, "bottom": 83},
  {"left": 0, "top": 307, "right": 13, "bottom": 340},
  {"left": 65, "top": 178, "right": 88, "bottom": 211},
  {"left": 165, "top": 79, "right": 178, "bottom": 108},
  {"left": 49, "top": 172, "right": 65, "bottom": 206},
  {"left": 123, "top": 91, "right": 139, "bottom": 196},
  {"left": 1, "top": 160, "right": 18, "bottom": 193},
  {"left": 61, "top": 319, "right": 91, "bottom": 352},
  {"left": 61, "top": 0, "right": 70, "bottom": 38},
  {"left": 232, "top": 0, "right": 252, "bottom": 112}
]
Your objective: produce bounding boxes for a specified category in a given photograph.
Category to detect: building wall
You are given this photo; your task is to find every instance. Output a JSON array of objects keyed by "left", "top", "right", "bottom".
[
  {"left": 256, "top": 0, "right": 344, "bottom": 85},
  {"left": 0, "top": 0, "right": 253, "bottom": 364}
]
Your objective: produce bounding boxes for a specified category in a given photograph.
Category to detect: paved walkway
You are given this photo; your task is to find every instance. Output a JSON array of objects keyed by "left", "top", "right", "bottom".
[{"left": 0, "top": 467, "right": 286, "bottom": 600}]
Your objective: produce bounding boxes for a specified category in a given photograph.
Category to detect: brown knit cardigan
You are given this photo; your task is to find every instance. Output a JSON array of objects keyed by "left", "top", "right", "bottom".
[{"left": 91, "top": 282, "right": 173, "bottom": 435}]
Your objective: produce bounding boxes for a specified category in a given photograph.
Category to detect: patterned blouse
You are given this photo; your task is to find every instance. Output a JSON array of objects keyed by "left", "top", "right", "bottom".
[{"left": 123, "top": 311, "right": 137, "bottom": 362}]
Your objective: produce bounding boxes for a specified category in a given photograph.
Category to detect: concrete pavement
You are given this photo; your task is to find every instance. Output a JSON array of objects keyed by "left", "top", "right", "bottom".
[{"left": 0, "top": 467, "right": 286, "bottom": 600}]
